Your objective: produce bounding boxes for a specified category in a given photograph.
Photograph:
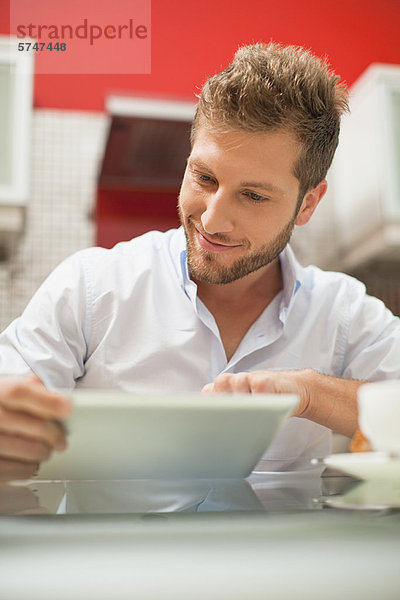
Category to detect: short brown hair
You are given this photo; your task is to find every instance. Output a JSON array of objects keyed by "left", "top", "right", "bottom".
[{"left": 191, "top": 42, "right": 349, "bottom": 201}]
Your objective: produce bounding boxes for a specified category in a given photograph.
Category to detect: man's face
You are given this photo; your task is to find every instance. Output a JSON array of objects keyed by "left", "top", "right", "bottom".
[{"left": 178, "top": 125, "right": 305, "bottom": 285}]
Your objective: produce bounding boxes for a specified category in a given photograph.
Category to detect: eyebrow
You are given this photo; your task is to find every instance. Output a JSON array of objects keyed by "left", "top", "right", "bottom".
[
  {"left": 188, "top": 158, "right": 284, "bottom": 195},
  {"left": 188, "top": 158, "right": 214, "bottom": 174}
]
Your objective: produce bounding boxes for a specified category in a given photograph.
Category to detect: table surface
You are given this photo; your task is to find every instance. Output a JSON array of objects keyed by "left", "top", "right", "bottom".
[{"left": 1, "top": 469, "right": 400, "bottom": 600}]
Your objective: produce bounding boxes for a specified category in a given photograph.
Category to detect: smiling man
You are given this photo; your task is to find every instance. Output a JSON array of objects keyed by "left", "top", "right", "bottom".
[
  {"left": 0, "top": 42, "right": 399, "bottom": 477},
  {"left": 179, "top": 128, "right": 306, "bottom": 287}
]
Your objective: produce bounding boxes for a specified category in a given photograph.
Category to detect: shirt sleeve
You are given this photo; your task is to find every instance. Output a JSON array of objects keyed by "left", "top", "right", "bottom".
[
  {"left": 340, "top": 277, "right": 400, "bottom": 381},
  {"left": 0, "top": 251, "right": 91, "bottom": 390}
]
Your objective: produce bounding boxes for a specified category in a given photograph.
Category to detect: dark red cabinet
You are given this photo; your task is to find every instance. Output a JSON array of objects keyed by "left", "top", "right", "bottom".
[{"left": 96, "top": 115, "right": 191, "bottom": 248}]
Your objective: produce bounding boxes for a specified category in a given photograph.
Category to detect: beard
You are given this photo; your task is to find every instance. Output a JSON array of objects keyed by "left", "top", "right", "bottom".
[{"left": 178, "top": 203, "right": 297, "bottom": 285}]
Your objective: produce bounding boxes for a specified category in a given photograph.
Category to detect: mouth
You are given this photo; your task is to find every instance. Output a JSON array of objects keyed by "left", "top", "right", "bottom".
[{"left": 194, "top": 226, "right": 242, "bottom": 253}]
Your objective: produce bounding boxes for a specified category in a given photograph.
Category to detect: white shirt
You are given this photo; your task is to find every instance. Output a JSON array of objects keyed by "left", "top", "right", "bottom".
[{"left": 1, "top": 227, "right": 399, "bottom": 471}]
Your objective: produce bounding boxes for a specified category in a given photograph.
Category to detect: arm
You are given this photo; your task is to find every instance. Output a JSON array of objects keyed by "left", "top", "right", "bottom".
[
  {"left": 202, "top": 369, "right": 363, "bottom": 438},
  {"left": 0, "top": 375, "right": 71, "bottom": 480},
  {"left": 0, "top": 253, "right": 88, "bottom": 478},
  {"left": 0, "top": 250, "right": 91, "bottom": 390}
]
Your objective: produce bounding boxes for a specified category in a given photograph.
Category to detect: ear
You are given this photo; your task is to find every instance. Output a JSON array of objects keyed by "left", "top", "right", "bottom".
[{"left": 295, "top": 180, "right": 328, "bottom": 226}]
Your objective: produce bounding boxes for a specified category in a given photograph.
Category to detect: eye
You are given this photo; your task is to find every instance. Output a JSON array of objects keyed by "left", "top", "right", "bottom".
[
  {"left": 193, "top": 172, "right": 216, "bottom": 185},
  {"left": 243, "top": 190, "right": 268, "bottom": 203}
]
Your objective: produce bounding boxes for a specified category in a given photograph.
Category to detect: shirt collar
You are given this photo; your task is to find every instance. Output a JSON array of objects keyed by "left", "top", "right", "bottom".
[
  {"left": 173, "top": 228, "right": 198, "bottom": 303},
  {"left": 279, "top": 244, "right": 304, "bottom": 308},
  {"left": 176, "top": 228, "right": 192, "bottom": 287}
]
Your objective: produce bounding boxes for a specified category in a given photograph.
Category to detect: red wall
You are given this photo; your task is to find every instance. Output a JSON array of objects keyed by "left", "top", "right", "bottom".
[{"left": 1, "top": 0, "right": 400, "bottom": 111}]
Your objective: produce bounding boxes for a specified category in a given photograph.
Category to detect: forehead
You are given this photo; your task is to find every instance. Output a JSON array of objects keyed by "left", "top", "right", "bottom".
[{"left": 189, "top": 125, "right": 301, "bottom": 193}]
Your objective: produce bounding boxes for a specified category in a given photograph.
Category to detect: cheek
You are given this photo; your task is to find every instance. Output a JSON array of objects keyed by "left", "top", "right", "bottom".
[
  {"left": 179, "top": 177, "right": 206, "bottom": 216},
  {"left": 240, "top": 211, "right": 282, "bottom": 245}
]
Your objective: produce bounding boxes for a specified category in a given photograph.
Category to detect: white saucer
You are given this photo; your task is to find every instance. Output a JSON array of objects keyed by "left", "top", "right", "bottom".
[
  {"left": 321, "top": 477, "right": 400, "bottom": 510},
  {"left": 320, "top": 452, "right": 400, "bottom": 481}
]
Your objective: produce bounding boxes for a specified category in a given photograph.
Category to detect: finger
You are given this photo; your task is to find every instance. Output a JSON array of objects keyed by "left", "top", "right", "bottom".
[
  {"left": 201, "top": 383, "right": 214, "bottom": 393},
  {"left": 0, "top": 459, "right": 39, "bottom": 481},
  {"left": 211, "top": 373, "right": 236, "bottom": 392},
  {"left": 0, "top": 378, "right": 71, "bottom": 420},
  {"left": 247, "top": 372, "right": 277, "bottom": 394},
  {"left": 213, "top": 373, "right": 254, "bottom": 393},
  {"left": 246, "top": 372, "right": 303, "bottom": 415},
  {"left": 0, "top": 406, "right": 67, "bottom": 451},
  {"left": 248, "top": 371, "right": 301, "bottom": 395},
  {"left": 229, "top": 373, "right": 252, "bottom": 393},
  {"left": 0, "top": 433, "right": 51, "bottom": 464}
]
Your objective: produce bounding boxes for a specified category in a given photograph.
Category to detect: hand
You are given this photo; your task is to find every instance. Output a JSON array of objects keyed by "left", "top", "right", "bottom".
[
  {"left": 202, "top": 369, "right": 311, "bottom": 416},
  {"left": 202, "top": 369, "right": 361, "bottom": 437},
  {"left": 0, "top": 375, "right": 71, "bottom": 480}
]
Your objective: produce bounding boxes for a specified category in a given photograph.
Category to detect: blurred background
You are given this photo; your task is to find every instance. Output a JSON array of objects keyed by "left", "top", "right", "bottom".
[{"left": 0, "top": 0, "right": 400, "bottom": 331}]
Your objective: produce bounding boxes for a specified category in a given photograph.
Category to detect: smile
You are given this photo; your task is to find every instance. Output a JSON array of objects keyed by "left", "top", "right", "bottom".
[{"left": 195, "top": 228, "right": 241, "bottom": 253}]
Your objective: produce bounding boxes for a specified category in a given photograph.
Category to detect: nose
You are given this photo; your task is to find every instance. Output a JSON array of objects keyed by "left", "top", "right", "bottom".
[{"left": 200, "top": 190, "right": 234, "bottom": 235}]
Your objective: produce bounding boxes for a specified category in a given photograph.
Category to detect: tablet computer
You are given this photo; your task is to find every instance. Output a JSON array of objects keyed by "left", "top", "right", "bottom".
[{"left": 37, "top": 391, "right": 297, "bottom": 480}]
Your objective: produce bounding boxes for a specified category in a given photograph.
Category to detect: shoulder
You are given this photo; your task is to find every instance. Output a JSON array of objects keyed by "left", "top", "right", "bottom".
[
  {"left": 293, "top": 258, "right": 399, "bottom": 331},
  {"left": 301, "top": 263, "right": 366, "bottom": 297},
  {"left": 28, "top": 229, "right": 181, "bottom": 307},
  {"left": 69, "top": 229, "right": 179, "bottom": 277},
  {"left": 71, "top": 229, "right": 183, "bottom": 302},
  {"left": 292, "top": 261, "right": 367, "bottom": 317},
  {"left": 301, "top": 264, "right": 399, "bottom": 333}
]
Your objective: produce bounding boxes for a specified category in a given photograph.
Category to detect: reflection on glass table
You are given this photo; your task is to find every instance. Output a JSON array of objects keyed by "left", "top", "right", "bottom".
[{"left": 0, "top": 469, "right": 329, "bottom": 516}]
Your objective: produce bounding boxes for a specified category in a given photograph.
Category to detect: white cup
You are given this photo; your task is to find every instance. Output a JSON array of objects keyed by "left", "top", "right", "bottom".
[{"left": 358, "top": 380, "right": 400, "bottom": 455}]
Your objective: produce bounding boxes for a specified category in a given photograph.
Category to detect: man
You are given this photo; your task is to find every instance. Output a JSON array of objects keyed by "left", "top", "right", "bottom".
[{"left": 0, "top": 43, "right": 399, "bottom": 478}]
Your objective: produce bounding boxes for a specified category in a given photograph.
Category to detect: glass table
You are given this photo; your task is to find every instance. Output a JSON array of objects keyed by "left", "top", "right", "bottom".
[{"left": 1, "top": 468, "right": 400, "bottom": 599}]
